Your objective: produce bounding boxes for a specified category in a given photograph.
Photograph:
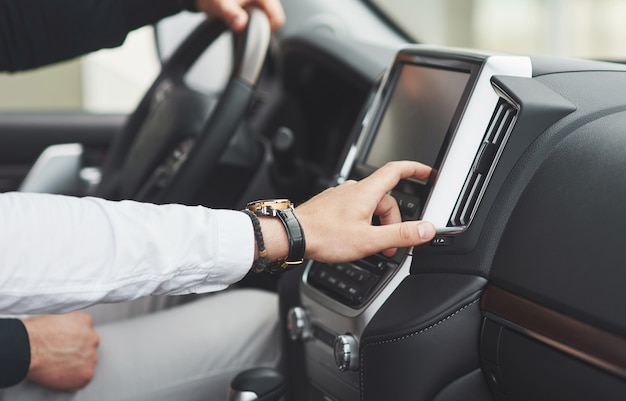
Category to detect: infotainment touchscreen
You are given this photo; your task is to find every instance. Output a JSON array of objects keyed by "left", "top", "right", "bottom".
[
  {"left": 307, "top": 48, "right": 533, "bottom": 309},
  {"left": 365, "top": 63, "right": 470, "bottom": 172}
]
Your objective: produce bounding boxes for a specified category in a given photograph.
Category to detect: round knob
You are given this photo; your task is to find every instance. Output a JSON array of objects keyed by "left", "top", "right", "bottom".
[
  {"left": 333, "top": 334, "right": 359, "bottom": 371},
  {"left": 286, "top": 307, "right": 311, "bottom": 341}
]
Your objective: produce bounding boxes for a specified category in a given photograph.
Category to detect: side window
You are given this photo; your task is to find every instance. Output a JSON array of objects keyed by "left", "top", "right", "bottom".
[
  {"left": 0, "top": 27, "right": 160, "bottom": 113},
  {"left": 373, "top": 0, "right": 626, "bottom": 60}
]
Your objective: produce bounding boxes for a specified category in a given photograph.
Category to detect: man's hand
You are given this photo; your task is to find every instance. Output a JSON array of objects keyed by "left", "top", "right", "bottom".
[
  {"left": 258, "top": 161, "right": 437, "bottom": 264},
  {"left": 22, "top": 312, "right": 99, "bottom": 391},
  {"left": 296, "top": 161, "right": 437, "bottom": 263},
  {"left": 196, "top": 0, "right": 286, "bottom": 32}
]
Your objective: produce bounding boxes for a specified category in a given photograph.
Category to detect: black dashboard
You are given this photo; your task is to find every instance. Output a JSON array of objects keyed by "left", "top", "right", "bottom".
[{"left": 283, "top": 45, "right": 626, "bottom": 401}]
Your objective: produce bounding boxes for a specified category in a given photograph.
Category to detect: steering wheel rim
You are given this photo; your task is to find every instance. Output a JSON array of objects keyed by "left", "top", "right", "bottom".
[{"left": 96, "top": 9, "right": 271, "bottom": 204}]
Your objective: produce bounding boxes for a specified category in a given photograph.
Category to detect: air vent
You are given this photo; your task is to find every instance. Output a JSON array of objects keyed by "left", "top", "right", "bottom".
[{"left": 449, "top": 97, "right": 518, "bottom": 227}]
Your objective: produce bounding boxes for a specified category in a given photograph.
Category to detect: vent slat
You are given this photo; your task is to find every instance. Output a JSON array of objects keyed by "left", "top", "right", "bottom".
[
  {"left": 492, "top": 106, "right": 516, "bottom": 145},
  {"left": 449, "top": 98, "right": 518, "bottom": 228}
]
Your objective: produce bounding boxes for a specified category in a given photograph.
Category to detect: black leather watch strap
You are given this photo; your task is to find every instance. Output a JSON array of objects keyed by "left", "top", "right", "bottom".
[
  {"left": 276, "top": 207, "right": 306, "bottom": 264},
  {"left": 246, "top": 199, "right": 306, "bottom": 273},
  {"left": 0, "top": 318, "right": 30, "bottom": 387}
]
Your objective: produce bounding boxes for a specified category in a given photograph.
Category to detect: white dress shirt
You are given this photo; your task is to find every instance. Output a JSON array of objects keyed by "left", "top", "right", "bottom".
[{"left": 0, "top": 192, "right": 255, "bottom": 314}]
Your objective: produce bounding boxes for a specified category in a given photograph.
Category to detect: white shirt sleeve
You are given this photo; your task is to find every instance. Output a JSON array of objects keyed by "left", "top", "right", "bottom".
[{"left": 0, "top": 192, "right": 255, "bottom": 314}]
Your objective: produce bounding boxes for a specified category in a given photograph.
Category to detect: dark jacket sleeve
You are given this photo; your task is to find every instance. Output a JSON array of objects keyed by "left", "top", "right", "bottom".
[
  {"left": 0, "top": 0, "right": 185, "bottom": 72},
  {"left": 0, "top": 318, "right": 30, "bottom": 388}
]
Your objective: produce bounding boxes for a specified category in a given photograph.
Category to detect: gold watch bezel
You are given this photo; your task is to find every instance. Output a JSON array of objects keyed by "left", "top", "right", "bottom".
[{"left": 246, "top": 199, "right": 293, "bottom": 217}]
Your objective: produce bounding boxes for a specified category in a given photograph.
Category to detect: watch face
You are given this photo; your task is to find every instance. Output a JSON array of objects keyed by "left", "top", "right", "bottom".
[{"left": 247, "top": 199, "right": 293, "bottom": 215}]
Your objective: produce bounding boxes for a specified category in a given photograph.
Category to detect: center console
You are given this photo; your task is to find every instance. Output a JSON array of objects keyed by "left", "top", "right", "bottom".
[{"left": 287, "top": 46, "right": 533, "bottom": 401}]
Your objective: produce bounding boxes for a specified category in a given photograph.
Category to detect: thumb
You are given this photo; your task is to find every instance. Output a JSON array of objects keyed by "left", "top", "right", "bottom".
[{"left": 376, "top": 221, "right": 436, "bottom": 255}]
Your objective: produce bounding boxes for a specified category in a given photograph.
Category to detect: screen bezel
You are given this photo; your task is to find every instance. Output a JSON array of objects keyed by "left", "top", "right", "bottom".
[
  {"left": 351, "top": 51, "right": 482, "bottom": 189},
  {"left": 347, "top": 51, "right": 483, "bottom": 263}
]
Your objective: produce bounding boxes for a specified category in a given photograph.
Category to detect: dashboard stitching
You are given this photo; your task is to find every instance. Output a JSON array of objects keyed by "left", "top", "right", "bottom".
[{"left": 359, "top": 297, "right": 480, "bottom": 400}]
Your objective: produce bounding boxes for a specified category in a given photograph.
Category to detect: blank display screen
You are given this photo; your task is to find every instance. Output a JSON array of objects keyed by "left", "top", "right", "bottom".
[{"left": 365, "top": 64, "right": 470, "bottom": 169}]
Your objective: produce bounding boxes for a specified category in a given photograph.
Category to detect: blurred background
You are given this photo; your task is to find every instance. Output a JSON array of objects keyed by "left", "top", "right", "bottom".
[{"left": 1, "top": 0, "right": 625, "bottom": 114}]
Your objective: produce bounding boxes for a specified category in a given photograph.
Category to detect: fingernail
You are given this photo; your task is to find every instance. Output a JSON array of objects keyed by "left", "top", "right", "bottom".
[
  {"left": 233, "top": 13, "right": 247, "bottom": 29},
  {"left": 417, "top": 222, "right": 435, "bottom": 239}
]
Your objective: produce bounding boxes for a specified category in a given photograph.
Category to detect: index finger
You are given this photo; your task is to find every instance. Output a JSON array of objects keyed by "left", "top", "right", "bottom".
[{"left": 360, "top": 161, "right": 432, "bottom": 197}]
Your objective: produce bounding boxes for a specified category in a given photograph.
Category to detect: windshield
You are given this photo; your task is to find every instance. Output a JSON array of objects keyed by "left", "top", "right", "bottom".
[{"left": 370, "top": 0, "right": 626, "bottom": 60}]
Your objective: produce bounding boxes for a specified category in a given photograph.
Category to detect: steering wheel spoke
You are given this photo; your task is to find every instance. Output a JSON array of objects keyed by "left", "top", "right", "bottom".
[{"left": 96, "top": 9, "right": 271, "bottom": 205}]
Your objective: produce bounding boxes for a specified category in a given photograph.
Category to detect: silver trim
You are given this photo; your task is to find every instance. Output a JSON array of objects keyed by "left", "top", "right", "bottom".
[
  {"left": 237, "top": 8, "right": 271, "bottom": 85},
  {"left": 422, "top": 54, "right": 531, "bottom": 229},
  {"left": 435, "top": 226, "right": 464, "bottom": 234},
  {"left": 287, "top": 306, "right": 312, "bottom": 341},
  {"left": 337, "top": 145, "right": 357, "bottom": 183},
  {"left": 451, "top": 95, "right": 519, "bottom": 228},
  {"left": 334, "top": 334, "right": 360, "bottom": 371},
  {"left": 228, "top": 390, "right": 258, "bottom": 401}
]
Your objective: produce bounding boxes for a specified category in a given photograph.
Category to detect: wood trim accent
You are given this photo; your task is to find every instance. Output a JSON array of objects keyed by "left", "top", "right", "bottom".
[{"left": 481, "top": 284, "right": 626, "bottom": 379}]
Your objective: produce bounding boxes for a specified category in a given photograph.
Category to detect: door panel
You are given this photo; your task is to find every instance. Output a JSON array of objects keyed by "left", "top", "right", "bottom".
[{"left": 0, "top": 112, "right": 125, "bottom": 192}]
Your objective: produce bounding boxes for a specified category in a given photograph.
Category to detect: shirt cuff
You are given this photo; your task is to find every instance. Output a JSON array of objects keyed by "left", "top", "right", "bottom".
[{"left": 180, "top": 209, "right": 255, "bottom": 294}]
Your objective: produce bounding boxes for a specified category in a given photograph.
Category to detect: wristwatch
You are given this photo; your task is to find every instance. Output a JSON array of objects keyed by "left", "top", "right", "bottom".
[{"left": 246, "top": 199, "right": 306, "bottom": 273}]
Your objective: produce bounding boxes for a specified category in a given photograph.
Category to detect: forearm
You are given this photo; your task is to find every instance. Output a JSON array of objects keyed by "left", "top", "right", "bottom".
[
  {"left": 0, "top": 0, "right": 185, "bottom": 72},
  {"left": 0, "top": 192, "right": 254, "bottom": 314}
]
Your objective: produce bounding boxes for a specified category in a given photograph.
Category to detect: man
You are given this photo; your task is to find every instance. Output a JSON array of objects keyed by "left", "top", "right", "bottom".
[
  {"left": 1, "top": 162, "right": 436, "bottom": 399},
  {"left": 0, "top": 0, "right": 437, "bottom": 398},
  {"left": 1, "top": 1, "right": 287, "bottom": 397},
  {"left": 0, "top": 0, "right": 285, "bottom": 71},
  {"left": 0, "top": 162, "right": 436, "bottom": 313}
]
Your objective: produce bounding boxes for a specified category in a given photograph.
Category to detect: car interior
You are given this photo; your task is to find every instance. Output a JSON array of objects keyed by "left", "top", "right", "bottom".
[{"left": 1, "top": 0, "right": 626, "bottom": 400}]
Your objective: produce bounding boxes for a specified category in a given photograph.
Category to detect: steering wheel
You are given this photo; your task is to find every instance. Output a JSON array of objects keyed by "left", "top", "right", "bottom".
[{"left": 95, "top": 8, "right": 271, "bottom": 204}]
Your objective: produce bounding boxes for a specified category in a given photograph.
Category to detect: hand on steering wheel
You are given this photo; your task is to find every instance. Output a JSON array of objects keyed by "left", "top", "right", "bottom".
[
  {"left": 196, "top": 0, "right": 285, "bottom": 32},
  {"left": 96, "top": 8, "right": 271, "bottom": 205}
]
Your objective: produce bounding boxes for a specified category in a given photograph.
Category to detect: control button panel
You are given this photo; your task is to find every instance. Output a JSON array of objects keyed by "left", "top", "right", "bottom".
[{"left": 306, "top": 254, "right": 400, "bottom": 307}]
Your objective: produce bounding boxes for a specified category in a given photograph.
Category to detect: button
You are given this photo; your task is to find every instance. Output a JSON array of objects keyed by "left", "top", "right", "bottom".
[
  {"left": 345, "top": 265, "right": 372, "bottom": 283},
  {"left": 286, "top": 307, "right": 311, "bottom": 341},
  {"left": 360, "top": 256, "right": 387, "bottom": 274},
  {"left": 385, "top": 261, "right": 399, "bottom": 270},
  {"left": 395, "top": 194, "right": 422, "bottom": 218},
  {"left": 334, "top": 334, "right": 359, "bottom": 371},
  {"left": 431, "top": 236, "right": 454, "bottom": 246},
  {"left": 334, "top": 264, "right": 347, "bottom": 273}
]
